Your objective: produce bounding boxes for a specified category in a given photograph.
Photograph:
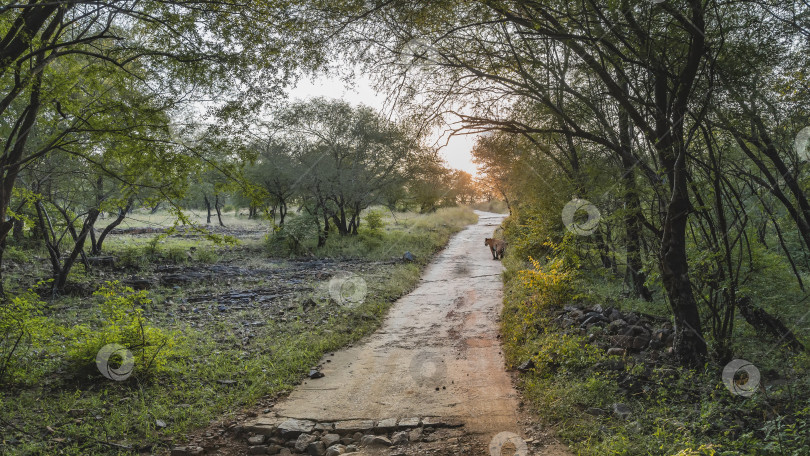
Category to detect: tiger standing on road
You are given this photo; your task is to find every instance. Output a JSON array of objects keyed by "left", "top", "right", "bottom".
[{"left": 484, "top": 238, "right": 506, "bottom": 260}]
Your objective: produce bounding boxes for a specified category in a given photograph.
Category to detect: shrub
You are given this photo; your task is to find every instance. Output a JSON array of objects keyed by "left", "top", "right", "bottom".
[
  {"left": 362, "top": 209, "right": 386, "bottom": 237},
  {"left": 195, "top": 247, "right": 219, "bottom": 263},
  {"left": 116, "top": 245, "right": 151, "bottom": 269},
  {"left": 66, "top": 281, "right": 179, "bottom": 377},
  {"left": 3, "top": 245, "right": 31, "bottom": 264},
  {"left": 163, "top": 246, "right": 188, "bottom": 263},
  {"left": 269, "top": 213, "right": 319, "bottom": 254},
  {"left": 0, "top": 282, "right": 54, "bottom": 385}
]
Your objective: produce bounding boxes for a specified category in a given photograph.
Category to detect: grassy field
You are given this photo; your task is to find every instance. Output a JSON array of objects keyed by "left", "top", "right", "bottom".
[{"left": 0, "top": 207, "right": 477, "bottom": 455}]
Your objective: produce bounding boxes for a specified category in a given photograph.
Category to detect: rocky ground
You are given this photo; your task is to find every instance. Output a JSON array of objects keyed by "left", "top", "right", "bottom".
[{"left": 528, "top": 303, "right": 679, "bottom": 422}]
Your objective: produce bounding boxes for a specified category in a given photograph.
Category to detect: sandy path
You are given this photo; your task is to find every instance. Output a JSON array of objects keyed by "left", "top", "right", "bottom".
[{"left": 251, "top": 211, "right": 571, "bottom": 454}]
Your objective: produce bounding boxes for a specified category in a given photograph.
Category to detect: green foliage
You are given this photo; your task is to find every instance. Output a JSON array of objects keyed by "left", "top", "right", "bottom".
[
  {"left": 115, "top": 245, "right": 152, "bottom": 270},
  {"left": 3, "top": 245, "right": 31, "bottom": 264},
  {"left": 530, "top": 333, "right": 604, "bottom": 376},
  {"left": 0, "top": 282, "right": 54, "bottom": 385},
  {"left": 269, "top": 212, "right": 320, "bottom": 254},
  {"left": 195, "top": 247, "right": 219, "bottom": 263},
  {"left": 362, "top": 209, "right": 386, "bottom": 237},
  {"left": 163, "top": 246, "right": 189, "bottom": 264},
  {"left": 65, "top": 281, "right": 179, "bottom": 377}
]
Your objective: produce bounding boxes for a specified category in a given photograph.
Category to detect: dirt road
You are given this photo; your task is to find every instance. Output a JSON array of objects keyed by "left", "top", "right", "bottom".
[{"left": 248, "top": 211, "right": 571, "bottom": 455}]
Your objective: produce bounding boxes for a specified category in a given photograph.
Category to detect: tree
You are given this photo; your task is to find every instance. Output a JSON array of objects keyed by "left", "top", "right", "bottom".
[
  {"left": 0, "top": 0, "right": 329, "bottom": 293},
  {"left": 325, "top": 0, "right": 810, "bottom": 366},
  {"left": 268, "top": 98, "right": 425, "bottom": 237}
]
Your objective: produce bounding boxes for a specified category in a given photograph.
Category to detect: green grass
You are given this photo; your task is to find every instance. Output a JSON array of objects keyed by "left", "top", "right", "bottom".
[{"left": 0, "top": 206, "right": 477, "bottom": 455}]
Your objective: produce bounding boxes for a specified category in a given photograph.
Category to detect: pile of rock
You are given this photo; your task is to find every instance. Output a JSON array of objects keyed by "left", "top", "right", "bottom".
[
  {"left": 555, "top": 304, "right": 674, "bottom": 355},
  {"left": 233, "top": 416, "right": 462, "bottom": 455}
]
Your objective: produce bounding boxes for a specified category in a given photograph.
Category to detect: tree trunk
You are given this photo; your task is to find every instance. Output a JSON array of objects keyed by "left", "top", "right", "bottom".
[
  {"left": 0, "top": 71, "right": 43, "bottom": 278},
  {"left": 618, "top": 94, "right": 652, "bottom": 301},
  {"left": 53, "top": 208, "right": 100, "bottom": 294},
  {"left": 279, "top": 201, "right": 287, "bottom": 226},
  {"left": 92, "top": 199, "right": 133, "bottom": 255},
  {"left": 204, "top": 195, "right": 212, "bottom": 224},
  {"left": 215, "top": 194, "right": 225, "bottom": 227}
]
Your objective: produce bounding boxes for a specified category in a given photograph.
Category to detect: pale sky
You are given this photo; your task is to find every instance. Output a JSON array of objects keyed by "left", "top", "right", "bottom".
[{"left": 286, "top": 74, "right": 480, "bottom": 176}]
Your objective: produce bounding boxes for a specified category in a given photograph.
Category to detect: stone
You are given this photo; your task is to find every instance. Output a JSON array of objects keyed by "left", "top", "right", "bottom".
[
  {"left": 579, "top": 312, "right": 605, "bottom": 324},
  {"left": 334, "top": 420, "right": 375, "bottom": 434},
  {"left": 340, "top": 437, "right": 353, "bottom": 445},
  {"left": 309, "top": 369, "right": 325, "bottom": 379},
  {"left": 422, "top": 417, "right": 464, "bottom": 428},
  {"left": 278, "top": 419, "right": 316, "bottom": 439},
  {"left": 306, "top": 441, "right": 326, "bottom": 456},
  {"left": 171, "top": 448, "right": 189, "bottom": 456},
  {"left": 248, "top": 445, "right": 268, "bottom": 455},
  {"left": 517, "top": 359, "right": 535, "bottom": 372},
  {"left": 397, "top": 417, "right": 420, "bottom": 428},
  {"left": 632, "top": 336, "right": 650, "bottom": 350},
  {"left": 607, "top": 319, "right": 628, "bottom": 334},
  {"left": 408, "top": 427, "right": 423, "bottom": 442},
  {"left": 325, "top": 444, "right": 346, "bottom": 456},
  {"left": 321, "top": 433, "right": 341, "bottom": 448},
  {"left": 248, "top": 435, "right": 266, "bottom": 445},
  {"left": 623, "top": 325, "right": 650, "bottom": 337},
  {"left": 295, "top": 434, "right": 317, "bottom": 452},
  {"left": 361, "top": 435, "right": 392, "bottom": 447},
  {"left": 391, "top": 431, "right": 409, "bottom": 445},
  {"left": 606, "top": 347, "right": 625, "bottom": 357},
  {"left": 314, "top": 422, "right": 334, "bottom": 432},
  {"left": 403, "top": 251, "right": 414, "bottom": 262},
  {"left": 352, "top": 432, "right": 363, "bottom": 442},
  {"left": 346, "top": 445, "right": 359, "bottom": 452},
  {"left": 374, "top": 418, "right": 397, "bottom": 432},
  {"left": 581, "top": 315, "right": 607, "bottom": 327},
  {"left": 278, "top": 449, "right": 292, "bottom": 456},
  {"left": 612, "top": 403, "right": 632, "bottom": 420},
  {"left": 266, "top": 444, "right": 284, "bottom": 454}
]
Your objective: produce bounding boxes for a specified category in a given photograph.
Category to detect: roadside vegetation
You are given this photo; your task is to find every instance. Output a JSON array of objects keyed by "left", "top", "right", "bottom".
[{"left": 498, "top": 226, "right": 810, "bottom": 455}]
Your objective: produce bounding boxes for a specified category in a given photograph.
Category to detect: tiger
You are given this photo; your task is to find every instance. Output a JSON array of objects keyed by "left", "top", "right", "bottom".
[{"left": 484, "top": 238, "right": 507, "bottom": 260}]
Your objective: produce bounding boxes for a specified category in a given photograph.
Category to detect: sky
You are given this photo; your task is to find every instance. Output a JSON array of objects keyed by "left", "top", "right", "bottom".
[{"left": 286, "top": 73, "right": 480, "bottom": 176}]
